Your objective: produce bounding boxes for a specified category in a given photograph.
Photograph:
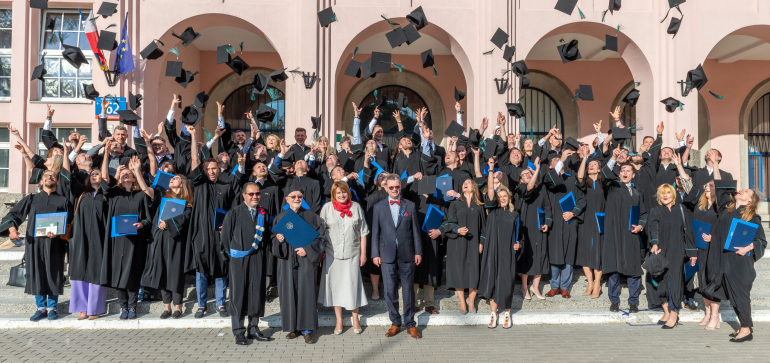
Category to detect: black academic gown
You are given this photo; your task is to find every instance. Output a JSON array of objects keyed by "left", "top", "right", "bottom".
[
  {"left": 68, "top": 187, "right": 108, "bottom": 285},
  {"left": 0, "top": 191, "right": 69, "bottom": 296},
  {"left": 282, "top": 175, "right": 322, "bottom": 214},
  {"left": 576, "top": 177, "right": 606, "bottom": 270},
  {"left": 99, "top": 181, "right": 151, "bottom": 291},
  {"left": 478, "top": 202, "right": 521, "bottom": 310},
  {"left": 543, "top": 168, "right": 586, "bottom": 266},
  {"left": 515, "top": 179, "right": 552, "bottom": 276},
  {"left": 363, "top": 189, "right": 388, "bottom": 276},
  {"left": 140, "top": 189, "right": 192, "bottom": 295},
  {"left": 392, "top": 150, "right": 422, "bottom": 200},
  {"left": 439, "top": 198, "right": 486, "bottom": 290},
  {"left": 600, "top": 165, "right": 648, "bottom": 277},
  {"left": 271, "top": 208, "right": 326, "bottom": 332},
  {"left": 221, "top": 204, "right": 270, "bottom": 320},
  {"left": 695, "top": 182, "right": 731, "bottom": 301},
  {"left": 414, "top": 194, "right": 449, "bottom": 289}
]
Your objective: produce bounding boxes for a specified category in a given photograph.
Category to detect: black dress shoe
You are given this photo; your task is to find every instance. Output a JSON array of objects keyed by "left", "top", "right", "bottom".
[
  {"left": 628, "top": 304, "right": 639, "bottom": 314},
  {"left": 235, "top": 333, "right": 248, "bottom": 345},
  {"left": 253, "top": 331, "right": 274, "bottom": 342},
  {"left": 730, "top": 333, "right": 753, "bottom": 342},
  {"left": 610, "top": 303, "right": 619, "bottom": 312},
  {"left": 172, "top": 310, "right": 182, "bottom": 319},
  {"left": 160, "top": 310, "right": 172, "bottom": 319},
  {"left": 218, "top": 306, "right": 230, "bottom": 318},
  {"left": 194, "top": 307, "right": 207, "bottom": 319}
]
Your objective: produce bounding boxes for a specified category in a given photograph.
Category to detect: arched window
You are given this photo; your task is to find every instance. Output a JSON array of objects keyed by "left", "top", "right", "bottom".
[
  {"left": 223, "top": 84, "right": 286, "bottom": 140},
  {"left": 357, "top": 85, "right": 431, "bottom": 148},
  {"left": 519, "top": 88, "right": 563, "bottom": 141},
  {"left": 748, "top": 92, "right": 770, "bottom": 201}
]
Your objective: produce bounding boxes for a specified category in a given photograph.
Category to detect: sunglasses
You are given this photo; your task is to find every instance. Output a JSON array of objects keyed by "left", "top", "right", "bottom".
[
  {"left": 287, "top": 195, "right": 303, "bottom": 199},
  {"left": 243, "top": 192, "right": 259, "bottom": 197},
  {"left": 388, "top": 186, "right": 401, "bottom": 190}
]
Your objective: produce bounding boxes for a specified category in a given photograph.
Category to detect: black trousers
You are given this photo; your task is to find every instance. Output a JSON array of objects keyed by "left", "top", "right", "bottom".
[
  {"left": 116, "top": 288, "right": 138, "bottom": 310},
  {"left": 161, "top": 290, "right": 183, "bottom": 305},
  {"left": 232, "top": 314, "right": 260, "bottom": 336}
]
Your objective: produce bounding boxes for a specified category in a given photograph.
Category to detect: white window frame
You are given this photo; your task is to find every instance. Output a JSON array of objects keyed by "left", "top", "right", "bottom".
[
  {"left": 35, "top": 126, "right": 93, "bottom": 156},
  {"left": 0, "top": 7, "right": 12, "bottom": 101},
  {"left": 0, "top": 127, "right": 10, "bottom": 191},
  {"left": 37, "top": 9, "right": 94, "bottom": 101}
]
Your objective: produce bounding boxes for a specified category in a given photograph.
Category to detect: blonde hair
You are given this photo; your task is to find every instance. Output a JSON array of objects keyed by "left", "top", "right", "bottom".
[
  {"left": 330, "top": 181, "right": 352, "bottom": 202},
  {"left": 655, "top": 183, "right": 677, "bottom": 206},
  {"left": 496, "top": 185, "right": 515, "bottom": 212},
  {"left": 697, "top": 181, "right": 714, "bottom": 211},
  {"left": 727, "top": 190, "right": 760, "bottom": 222},
  {"left": 49, "top": 154, "right": 63, "bottom": 174},
  {"left": 318, "top": 135, "right": 335, "bottom": 155},
  {"left": 459, "top": 179, "right": 484, "bottom": 206},
  {"left": 266, "top": 134, "right": 281, "bottom": 151}
]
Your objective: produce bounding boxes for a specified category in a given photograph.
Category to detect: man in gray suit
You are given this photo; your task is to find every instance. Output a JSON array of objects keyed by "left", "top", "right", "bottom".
[{"left": 372, "top": 174, "right": 423, "bottom": 338}]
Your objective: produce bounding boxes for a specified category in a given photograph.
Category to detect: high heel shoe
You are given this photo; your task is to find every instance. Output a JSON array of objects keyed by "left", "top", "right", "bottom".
[
  {"left": 699, "top": 313, "right": 711, "bottom": 326},
  {"left": 582, "top": 282, "right": 593, "bottom": 296},
  {"left": 661, "top": 316, "right": 679, "bottom": 329},
  {"left": 531, "top": 286, "right": 545, "bottom": 300},
  {"left": 705, "top": 314, "right": 721, "bottom": 330}
]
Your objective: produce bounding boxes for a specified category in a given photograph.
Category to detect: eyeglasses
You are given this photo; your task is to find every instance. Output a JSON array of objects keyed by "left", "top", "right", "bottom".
[
  {"left": 287, "top": 195, "right": 303, "bottom": 199},
  {"left": 387, "top": 186, "right": 401, "bottom": 190},
  {"left": 42, "top": 174, "right": 57, "bottom": 180},
  {"left": 244, "top": 192, "right": 259, "bottom": 197}
]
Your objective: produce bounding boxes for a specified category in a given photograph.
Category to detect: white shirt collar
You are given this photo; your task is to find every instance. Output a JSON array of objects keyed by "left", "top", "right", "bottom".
[{"left": 707, "top": 165, "right": 714, "bottom": 175}]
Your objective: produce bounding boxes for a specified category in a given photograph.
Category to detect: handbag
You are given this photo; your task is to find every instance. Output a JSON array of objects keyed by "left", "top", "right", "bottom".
[
  {"left": 7, "top": 257, "right": 26, "bottom": 287},
  {"left": 60, "top": 194, "right": 83, "bottom": 242}
]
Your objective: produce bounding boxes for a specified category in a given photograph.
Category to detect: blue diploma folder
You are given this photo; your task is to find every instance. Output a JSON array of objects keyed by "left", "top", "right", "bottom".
[
  {"left": 692, "top": 220, "right": 711, "bottom": 250},
  {"left": 435, "top": 174, "right": 454, "bottom": 201},
  {"left": 371, "top": 160, "right": 386, "bottom": 180},
  {"left": 213, "top": 208, "right": 227, "bottom": 231},
  {"left": 158, "top": 198, "right": 186, "bottom": 227},
  {"left": 558, "top": 192, "right": 576, "bottom": 224},
  {"left": 528, "top": 160, "right": 536, "bottom": 170},
  {"left": 273, "top": 209, "right": 319, "bottom": 249},
  {"left": 34, "top": 212, "right": 68, "bottom": 236},
  {"left": 724, "top": 218, "right": 759, "bottom": 256},
  {"left": 684, "top": 260, "right": 699, "bottom": 282},
  {"left": 628, "top": 205, "right": 640, "bottom": 231},
  {"left": 596, "top": 212, "right": 605, "bottom": 234},
  {"left": 422, "top": 204, "right": 445, "bottom": 233},
  {"left": 282, "top": 198, "right": 311, "bottom": 211},
  {"left": 537, "top": 208, "right": 546, "bottom": 227},
  {"left": 483, "top": 165, "right": 500, "bottom": 175},
  {"left": 151, "top": 170, "right": 175, "bottom": 190},
  {"left": 111, "top": 215, "right": 138, "bottom": 237}
]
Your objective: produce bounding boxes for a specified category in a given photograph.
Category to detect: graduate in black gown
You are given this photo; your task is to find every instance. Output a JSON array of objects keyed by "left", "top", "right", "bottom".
[
  {"left": 221, "top": 183, "right": 274, "bottom": 345},
  {"left": 576, "top": 148, "right": 606, "bottom": 299},
  {"left": 0, "top": 169, "right": 69, "bottom": 321},
  {"left": 364, "top": 173, "right": 389, "bottom": 300},
  {"left": 272, "top": 185, "right": 327, "bottom": 344},
  {"left": 515, "top": 157, "right": 551, "bottom": 300}
]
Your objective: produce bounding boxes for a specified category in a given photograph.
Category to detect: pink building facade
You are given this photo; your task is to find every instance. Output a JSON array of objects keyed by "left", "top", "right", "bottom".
[{"left": 2, "top": 0, "right": 770, "bottom": 211}]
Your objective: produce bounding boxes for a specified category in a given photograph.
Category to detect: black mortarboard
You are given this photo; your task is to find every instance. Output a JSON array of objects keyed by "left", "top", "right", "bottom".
[
  {"left": 403, "top": 24, "right": 421, "bottom": 45},
  {"left": 406, "top": 6, "right": 429, "bottom": 30},
  {"left": 227, "top": 56, "right": 249, "bottom": 76},
  {"left": 393, "top": 129, "right": 408, "bottom": 141},
  {"left": 371, "top": 52, "right": 391, "bottom": 74},
  {"left": 256, "top": 103, "right": 276, "bottom": 124},
  {"left": 96, "top": 31, "right": 117, "bottom": 51},
  {"left": 557, "top": 39, "right": 581, "bottom": 63},
  {"left": 82, "top": 83, "right": 99, "bottom": 101},
  {"left": 140, "top": 41, "right": 164, "bottom": 60},
  {"left": 344, "top": 59, "right": 362, "bottom": 78},
  {"left": 608, "top": 0, "right": 621, "bottom": 14},
  {"left": 193, "top": 92, "right": 208, "bottom": 109},
  {"left": 503, "top": 45, "right": 515, "bottom": 63},
  {"left": 661, "top": 97, "right": 682, "bottom": 113},
  {"left": 252, "top": 73, "right": 269, "bottom": 94},
  {"left": 397, "top": 92, "right": 408, "bottom": 108},
  {"left": 454, "top": 87, "right": 465, "bottom": 102},
  {"left": 603, "top": 34, "right": 618, "bottom": 52},
  {"left": 410, "top": 131, "right": 422, "bottom": 145},
  {"left": 375, "top": 91, "right": 387, "bottom": 107},
  {"left": 172, "top": 27, "right": 201, "bottom": 47},
  {"left": 521, "top": 77, "right": 531, "bottom": 88},
  {"left": 490, "top": 28, "right": 508, "bottom": 49},
  {"left": 445, "top": 120, "right": 465, "bottom": 138},
  {"left": 386, "top": 27, "right": 407, "bottom": 48},
  {"left": 281, "top": 151, "right": 296, "bottom": 168},
  {"left": 180, "top": 105, "right": 203, "bottom": 126},
  {"left": 506, "top": 103, "right": 525, "bottom": 118},
  {"left": 421, "top": 49, "right": 434, "bottom": 68},
  {"left": 714, "top": 179, "right": 736, "bottom": 190},
  {"left": 686, "top": 64, "right": 708, "bottom": 92},
  {"left": 667, "top": 17, "right": 681, "bottom": 38},
  {"left": 610, "top": 127, "right": 632, "bottom": 142},
  {"left": 642, "top": 252, "right": 669, "bottom": 277},
  {"left": 44, "top": 17, "right": 56, "bottom": 31},
  {"left": 668, "top": 0, "right": 685, "bottom": 7},
  {"left": 30, "top": 0, "right": 48, "bottom": 9},
  {"left": 512, "top": 60, "right": 529, "bottom": 76},
  {"left": 483, "top": 137, "right": 499, "bottom": 160},
  {"left": 31, "top": 64, "right": 47, "bottom": 81},
  {"left": 468, "top": 130, "right": 482, "bottom": 148},
  {"left": 311, "top": 116, "right": 321, "bottom": 130},
  {"left": 362, "top": 57, "right": 376, "bottom": 79},
  {"left": 165, "top": 61, "right": 183, "bottom": 77},
  {"left": 117, "top": 110, "right": 141, "bottom": 126},
  {"left": 217, "top": 45, "right": 231, "bottom": 64},
  {"left": 317, "top": 7, "right": 336, "bottom": 28},
  {"left": 129, "top": 91, "right": 142, "bottom": 110},
  {"left": 623, "top": 88, "right": 640, "bottom": 107},
  {"left": 62, "top": 44, "right": 89, "bottom": 69},
  {"left": 575, "top": 85, "right": 593, "bottom": 101},
  {"left": 563, "top": 137, "right": 580, "bottom": 151},
  {"left": 554, "top": 0, "right": 578, "bottom": 15},
  {"left": 269, "top": 68, "right": 289, "bottom": 82},
  {"left": 175, "top": 69, "right": 195, "bottom": 89},
  {"left": 97, "top": 2, "right": 118, "bottom": 18}
]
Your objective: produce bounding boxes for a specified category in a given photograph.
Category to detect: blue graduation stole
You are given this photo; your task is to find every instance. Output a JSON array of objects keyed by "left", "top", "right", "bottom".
[{"left": 230, "top": 207, "right": 266, "bottom": 258}]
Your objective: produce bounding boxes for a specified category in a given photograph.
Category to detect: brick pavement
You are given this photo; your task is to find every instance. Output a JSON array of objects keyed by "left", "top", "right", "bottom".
[{"left": 0, "top": 322, "right": 765, "bottom": 362}]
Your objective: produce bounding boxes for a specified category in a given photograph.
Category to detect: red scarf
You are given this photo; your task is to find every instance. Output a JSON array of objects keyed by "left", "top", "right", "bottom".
[{"left": 332, "top": 200, "right": 352, "bottom": 218}]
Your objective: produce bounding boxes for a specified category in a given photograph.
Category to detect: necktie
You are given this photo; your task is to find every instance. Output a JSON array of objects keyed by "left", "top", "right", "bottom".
[
  {"left": 250, "top": 208, "right": 256, "bottom": 221},
  {"left": 390, "top": 200, "right": 400, "bottom": 206}
]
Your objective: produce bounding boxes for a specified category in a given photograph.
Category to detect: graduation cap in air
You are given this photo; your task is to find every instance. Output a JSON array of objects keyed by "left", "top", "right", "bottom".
[
  {"left": 44, "top": 17, "right": 56, "bottom": 31},
  {"left": 445, "top": 120, "right": 465, "bottom": 138},
  {"left": 344, "top": 59, "right": 362, "bottom": 78},
  {"left": 82, "top": 83, "right": 99, "bottom": 101},
  {"left": 165, "top": 61, "right": 183, "bottom": 78},
  {"left": 403, "top": 24, "right": 421, "bottom": 45},
  {"left": 140, "top": 40, "right": 164, "bottom": 60},
  {"left": 31, "top": 63, "right": 47, "bottom": 81},
  {"left": 607, "top": 0, "right": 621, "bottom": 14},
  {"left": 554, "top": 0, "right": 578, "bottom": 15},
  {"left": 30, "top": 0, "right": 48, "bottom": 9},
  {"left": 421, "top": 49, "right": 434, "bottom": 68},
  {"left": 252, "top": 73, "right": 270, "bottom": 94},
  {"left": 520, "top": 77, "right": 531, "bottom": 89},
  {"left": 371, "top": 52, "right": 392, "bottom": 74},
  {"left": 269, "top": 68, "right": 289, "bottom": 82},
  {"left": 397, "top": 92, "right": 408, "bottom": 108},
  {"left": 454, "top": 87, "right": 465, "bottom": 102},
  {"left": 217, "top": 45, "right": 232, "bottom": 64},
  {"left": 96, "top": 30, "right": 118, "bottom": 51},
  {"left": 406, "top": 6, "right": 429, "bottom": 30},
  {"left": 490, "top": 28, "right": 509, "bottom": 49},
  {"left": 311, "top": 116, "right": 321, "bottom": 130},
  {"left": 512, "top": 60, "right": 529, "bottom": 76},
  {"left": 503, "top": 45, "right": 515, "bottom": 63},
  {"left": 62, "top": 44, "right": 89, "bottom": 69},
  {"left": 661, "top": 97, "right": 683, "bottom": 113},
  {"left": 255, "top": 103, "right": 276, "bottom": 124},
  {"left": 574, "top": 85, "right": 593, "bottom": 101},
  {"left": 180, "top": 105, "right": 203, "bottom": 126},
  {"left": 603, "top": 34, "right": 618, "bottom": 52},
  {"left": 375, "top": 91, "right": 388, "bottom": 108},
  {"left": 562, "top": 137, "right": 580, "bottom": 151},
  {"left": 609, "top": 127, "right": 632, "bottom": 143},
  {"left": 172, "top": 27, "right": 201, "bottom": 47},
  {"left": 280, "top": 151, "right": 296, "bottom": 168},
  {"left": 557, "top": 39, "right": 581, "bottom": 64},
  {"left": 129, "top": 91, "right": 143, "bottom": 110},
  {"left": 97, "top": 2, "right": 118, "bottom": 18},
  {"left": 468, "top": 129, "right": 482, "bottom": 149},
  {"left": 506, "top": 103, "right": 525, "bottom": 118},
  {"left": 483, "top": 137, "right": 499, "bottom": 160},
  {"left": 623, "top": 88, "right": 640, "bottom": 107},
  {"left": 317, "top": 7, "right": 337, "bottom": 28},
  {"left": 362, "top": 57, "right": 376, "bottom": 79},
  {"left": 662, "top": 1, "right": 684, "bottom": 38},
  {"left": 386, "top": 27, "right": 407, "bottom": 48},
  {"left": 193, "top": 92, "right": 208, "bottom": 109},
  {"left": 175, "top": 69, "right": 196, "bottom": 89},
  {"left": 117, "top": 110, "right": 141, "bottom": 126},
  {"left": 685, "top": 64, "right": 708, "bottom": 95},
  {"left": 227, "top": 56, "right": 249, "bottom": 76}
]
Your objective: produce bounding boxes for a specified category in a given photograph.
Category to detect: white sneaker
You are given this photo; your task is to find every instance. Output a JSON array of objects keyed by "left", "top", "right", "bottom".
[
  {"left": 488, "top": 312, "right": 498, "bottom": 329},
  {"left": 502, "top": 311, "right": 512, "bottom": 329}
]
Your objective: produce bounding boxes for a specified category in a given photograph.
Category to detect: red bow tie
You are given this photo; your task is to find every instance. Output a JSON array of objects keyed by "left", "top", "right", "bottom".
[{"left": 390, "top": 200, "right": 400, "bottom": 206}]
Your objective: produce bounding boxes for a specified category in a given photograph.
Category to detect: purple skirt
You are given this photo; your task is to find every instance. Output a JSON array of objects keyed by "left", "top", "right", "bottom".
[{"left": 69, "top": 280, "right": 107, "bottom": 316}]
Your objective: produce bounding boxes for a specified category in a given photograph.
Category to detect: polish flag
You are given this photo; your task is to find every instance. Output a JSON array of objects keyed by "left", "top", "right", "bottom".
[{"left": 81, "top": 10, "right": 108, "bottom": 71}]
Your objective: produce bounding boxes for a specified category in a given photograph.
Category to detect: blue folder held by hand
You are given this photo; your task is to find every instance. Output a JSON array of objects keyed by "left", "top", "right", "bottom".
[
  {"left": 435, "top": 174, "right": 454, "bottom": 201},
  {"left": 213, "top": 208, "right": 227, "bottom": 231},
  {"left": 595, "top": 212, "right": 605, "bottom": 234},
  {"left": 422, "top": 204, "right": 445, "bottom": 233},
  {"left": 111, "top": 215, "right": 138, "bottom": 237},
  {"left": 724, "top": 218, "right": 759, "bottom": 256},
  {"left": 272, "top": 209, "right": 320, "bottom": 249},
  {"left": 483, "top": 165, "right": 500, "bottom": 175},
  {"left": 628, "top": 205, "right": 640, "bottom": 231},
  {"left": 684, "top": 260, "right": 699, "bottom": 282},
  {"left": 558, "top": 192, "right": 576, "bottom": 224},
  {"left": 151, "top": 170, "right": 175, "bottom": 191},
  {"left": 528, "top": 160, "right": 536, "bottom": 170},
  {"left": 158, "top": 198, "right": 186, "bottom": 227},
  {"left": 537, "top": 208, "right": 546, "bottom": 227},
  {"left": 371, "top": 160, "right": 386, "bottom": 180},
  {"left": 692, "top": 220, "right": 711, "bottom": 250}
]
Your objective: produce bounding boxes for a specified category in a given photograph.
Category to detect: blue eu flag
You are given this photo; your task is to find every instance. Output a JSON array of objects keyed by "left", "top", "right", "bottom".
[{"left": 114, "top": 13, "right": 135, "bottom": 74}]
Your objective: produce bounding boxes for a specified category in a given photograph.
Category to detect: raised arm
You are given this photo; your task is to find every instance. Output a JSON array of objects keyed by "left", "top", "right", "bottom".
[
  {"left": 188, "top": 125, "right": 200, "bottom": 171},
  {"left": 472, "top": 147, "right": 482, "bottom": 178},
  {"left": 527, "top": 157, "right": 540, "bottom": 191},
  {"left": 8, "top": 125, "right": 34, "bottom": 159},
  {"left": 61, "top": 137, "right": 71, "bottom": 172},
  {"left": 486, "top": 157, "right": 496, "bottom": 200},
  {"left": 497, "top": 112, "right": 508, "bottom": 144},
  {"left": 130, "top": 155, "right": 154, "bottom": 200},
  {"left": 351, "top": 102, "right": 365, "bottom": 145},
  {"left": 671, "top": 153, "right": 693, "bottom": 193},
  {"left": 101, "top": 137, "right": 112, "bottom": 182},
  {"left": 576, "top": 145, "right": 588, "bottom": 183},
  {"left": 681, "top": 134, "right": 694, "bottom": 166},
  {"left": 140, "top": 129, "right": 158, "bottom": 178},
  {"left": 394, "top": 108, "right": 404, "bottom": 132}
]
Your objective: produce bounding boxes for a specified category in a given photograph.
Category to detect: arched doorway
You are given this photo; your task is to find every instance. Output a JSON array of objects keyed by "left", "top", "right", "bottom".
[
  {"left": 356, "top": 85, "right": 432, "bottom": 148},
  {"left": 222, "top": 84, "right": 286, "bottom": 140},
  {"left": 519, "top": 87, "right": 563, "bottom": 140},
  {"left": 748, "top": 92, "right": 770, "bottom": 201}
]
